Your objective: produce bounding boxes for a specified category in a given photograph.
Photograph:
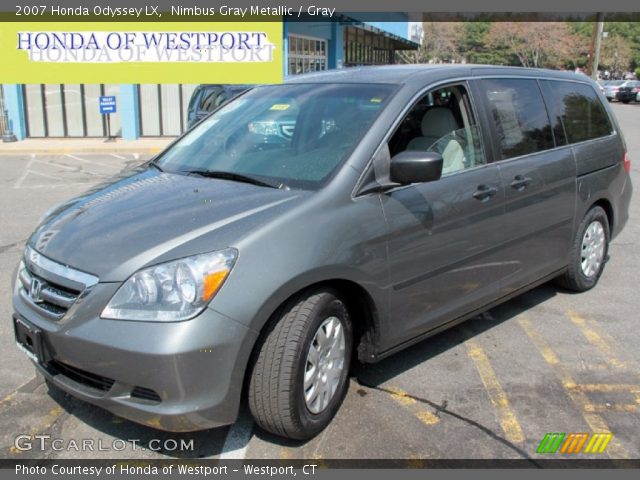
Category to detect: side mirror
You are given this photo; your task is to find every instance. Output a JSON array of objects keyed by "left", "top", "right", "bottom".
[{"left": 389, "top": 151, "right": 443, "bottom": 185}]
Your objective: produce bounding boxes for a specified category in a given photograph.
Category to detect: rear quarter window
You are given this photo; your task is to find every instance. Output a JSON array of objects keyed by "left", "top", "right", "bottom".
[
  {"left": 479, "top": 78, "right": 554, "bottom": 160},
  {"left": 540, "top": 80, "right": 613, "bottom": 145}
]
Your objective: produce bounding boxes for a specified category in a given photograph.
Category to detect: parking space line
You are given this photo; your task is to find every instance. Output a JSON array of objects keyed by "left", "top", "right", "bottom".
[
  {"left": 37, "top": 159, "right": 77, "bottom": 171},
  {"left": 583, "top": 404, "right": 637, "bottom": 413},
  {"left": 416, "top": 411, "right": 440, "bottom": 425},
  {"left": 47, "top": 160, "right": 107, "bottom": 177},
  {"left": 64, "top": 153, "right": 120, "bottom": 170},
  {"left": 567, "top": 310, "right": 626, "bottom": 370},
  {"left": 28, "top": 170, "right": 63, "bottom": 180},
  {"left": 13, "top": 158, "right": 34, "bottom": 188},
  {"left": 9, "top": 406, "right": 64, "bottom": 455},
  {"left": 279, "top": 447, "right": 293, "bottom": 459},
  {"left": 17, "top": 183, "right": 97, "bottom": 189},
  {"left": 110, "top": 153, "right": 127, "bottom": 160},
  {"left": 569, "top": 384, "right": 640, "bottom": 394},
  {"left": 388, "top": 386, "right": 417, "bottom": 407},
  {"left": 388, "top": 386, "right": 441, "bottom": 426},
  {"left": 517, "top": 317, "right": 628, "bottom": 459},
  {"left": 464, "top": 338, "right": 524, "bottom": 444},
  {"left": 0, "top": 376, "right": 37, "bottom": 408}
]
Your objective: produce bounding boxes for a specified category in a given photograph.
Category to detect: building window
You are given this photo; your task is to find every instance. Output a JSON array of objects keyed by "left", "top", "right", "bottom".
[
  {"left": 288, "top": 34, "right": 328, "bottom": 75},
  {"left": 344, "top": 26, "right": 395, "bottom": 67}
]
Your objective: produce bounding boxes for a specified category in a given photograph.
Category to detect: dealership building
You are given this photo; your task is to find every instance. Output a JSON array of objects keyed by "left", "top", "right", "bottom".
[{"left": 1, "top": 16, "right": 418, "bottom": 141}]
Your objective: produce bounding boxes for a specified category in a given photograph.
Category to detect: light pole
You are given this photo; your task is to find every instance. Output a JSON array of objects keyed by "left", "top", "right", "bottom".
[{"left": 588, "top": 13, "right": 605, "bottom": 81}]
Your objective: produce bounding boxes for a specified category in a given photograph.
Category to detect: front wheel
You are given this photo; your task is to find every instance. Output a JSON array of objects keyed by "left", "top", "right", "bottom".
[
  {"left": 556, "top": 206, "right": 610, "bottom": 292},
  {"left": 248, "top": 289, "right": 352, "bottom": 440}
]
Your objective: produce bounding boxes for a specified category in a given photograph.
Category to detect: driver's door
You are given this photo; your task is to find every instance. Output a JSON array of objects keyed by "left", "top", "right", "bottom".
[{"left": 378, "top": 83, "right": 508, "bottom": 350}]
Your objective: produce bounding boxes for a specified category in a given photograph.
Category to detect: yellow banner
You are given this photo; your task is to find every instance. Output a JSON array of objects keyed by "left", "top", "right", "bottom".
[{"left": 0, "top": 21, "right": 283, "bottom": 83}]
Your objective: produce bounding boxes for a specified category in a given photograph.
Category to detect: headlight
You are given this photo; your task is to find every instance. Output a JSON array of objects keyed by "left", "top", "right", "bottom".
[{"left": 101, "top": 249, "right": 237, "bottom": 321}]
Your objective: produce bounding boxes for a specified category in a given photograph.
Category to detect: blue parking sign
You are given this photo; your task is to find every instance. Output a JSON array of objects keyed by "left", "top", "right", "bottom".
[{"left": 99, "top": 96, "right": 116, "bottom": 114}]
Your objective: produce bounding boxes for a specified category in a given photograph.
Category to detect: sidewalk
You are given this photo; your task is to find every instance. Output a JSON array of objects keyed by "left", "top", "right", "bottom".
[{"left": 0, "top": 137, "right": 175, "bottom": 155}]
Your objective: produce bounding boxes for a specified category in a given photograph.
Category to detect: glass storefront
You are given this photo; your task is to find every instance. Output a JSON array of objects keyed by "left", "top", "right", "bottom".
[
  {"left": 288, "top": 34, "right": 328, "bottom": 75},
  {"left": 23, "top": 84, "right": 122, "bottom": 138}
]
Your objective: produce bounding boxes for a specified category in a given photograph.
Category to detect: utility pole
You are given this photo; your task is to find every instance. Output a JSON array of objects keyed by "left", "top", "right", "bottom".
[{"left": 588, "top": 13, "right": 605, "bottom": 80}]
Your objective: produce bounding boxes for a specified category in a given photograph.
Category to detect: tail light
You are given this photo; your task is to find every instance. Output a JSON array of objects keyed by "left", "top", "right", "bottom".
[{"left": 623, "top": 152, "right": 631, "bottom": 174}]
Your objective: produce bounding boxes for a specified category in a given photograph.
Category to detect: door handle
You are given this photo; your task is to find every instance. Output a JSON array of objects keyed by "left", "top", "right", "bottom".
[
  {"left": 473, "top": 185, "right": 498, "bottom": 201},
  {"left": 510, "top": 175, "right": 533, "bottom": 191}
]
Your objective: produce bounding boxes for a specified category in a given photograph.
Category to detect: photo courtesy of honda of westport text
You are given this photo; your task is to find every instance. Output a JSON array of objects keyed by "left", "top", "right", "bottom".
[{"left": 0, "top": 2, "right": 639, "bottom": 480}]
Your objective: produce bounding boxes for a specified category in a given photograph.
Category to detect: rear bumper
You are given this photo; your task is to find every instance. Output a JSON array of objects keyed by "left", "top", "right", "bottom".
[{"left": 12, "top": 279, "right": 257, "bottom": 432}]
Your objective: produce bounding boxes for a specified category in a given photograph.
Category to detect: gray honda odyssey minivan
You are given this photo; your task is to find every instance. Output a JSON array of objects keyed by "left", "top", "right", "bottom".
[{"left": 12, "top": 65, "right": 632, "bottom": 440}]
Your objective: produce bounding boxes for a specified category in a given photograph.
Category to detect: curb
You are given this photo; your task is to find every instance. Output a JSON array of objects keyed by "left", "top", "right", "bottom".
[{"left": 0, "top": 147, "right": 165, "bottom": 155}]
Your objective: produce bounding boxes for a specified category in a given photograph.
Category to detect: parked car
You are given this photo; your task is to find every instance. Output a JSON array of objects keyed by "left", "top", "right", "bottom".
[
  {"left": 13, "top": 65, "right": 632, "bottom": 440},
  {"left": 603, "top": 80, "right": 626, "bottom": 101},
  {"left": 186, "top": 84, "right": 252, "bottom": 127},
  {"left": 616, "top": 80, "right": 640, "bottom": 103}
]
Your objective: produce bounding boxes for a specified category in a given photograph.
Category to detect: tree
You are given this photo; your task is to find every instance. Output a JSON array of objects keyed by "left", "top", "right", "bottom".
[
  {"left": 459, "top": 22, "right": 509, "bottom": 65},
  {"left": 569, "top": 20, "right": 640, "bottom": 70},
  {"left": 396, "top": 22, "right": 464, "bottom": 64},
  {"left": 486, "top": 22, "right": 580, "bottom": 68},
  {"left": 599, "top": 35, "right": 632, "bottom": 75}
]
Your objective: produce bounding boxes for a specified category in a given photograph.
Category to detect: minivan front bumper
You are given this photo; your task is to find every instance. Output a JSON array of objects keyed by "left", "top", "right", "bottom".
[{"left": 12, "top": 276, "right": 257, "bottom": 432}]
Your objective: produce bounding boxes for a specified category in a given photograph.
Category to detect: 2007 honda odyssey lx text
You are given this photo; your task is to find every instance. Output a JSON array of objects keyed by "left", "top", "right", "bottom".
[{"left": 13, "top": 66, "right": 632, "bottom": 440}]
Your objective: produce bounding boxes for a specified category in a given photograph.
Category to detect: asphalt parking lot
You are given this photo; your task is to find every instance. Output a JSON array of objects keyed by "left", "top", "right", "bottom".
[{"left": 0, "top": 102, "right": 639, "bottom": 461}]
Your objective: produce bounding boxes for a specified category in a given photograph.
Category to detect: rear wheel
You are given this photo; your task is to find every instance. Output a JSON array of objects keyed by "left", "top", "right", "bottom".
[
  {"left": 556, "top": 206, "right": 609, "bottom": 292},
  {"left": 248, "top": 289, "right": 352, "bottom": 440}
]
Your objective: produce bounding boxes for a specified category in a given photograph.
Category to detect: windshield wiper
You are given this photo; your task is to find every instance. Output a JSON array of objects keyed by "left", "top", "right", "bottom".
[
  {"left": 148, "top": 159, "right": 163, "bottom": 172},
  {"left": 180, "top": 169, "right": 288, "bottom": 190}
]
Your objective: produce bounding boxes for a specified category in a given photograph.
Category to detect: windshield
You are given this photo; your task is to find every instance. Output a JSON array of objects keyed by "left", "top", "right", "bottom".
[{"left": 156, "top": 83, "right": 396, "bottom": 190}]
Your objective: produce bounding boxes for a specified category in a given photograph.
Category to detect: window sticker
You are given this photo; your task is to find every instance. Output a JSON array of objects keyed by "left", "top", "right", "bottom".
[{"left": 270, "top": 103, "right": 291, "bottom": 110}]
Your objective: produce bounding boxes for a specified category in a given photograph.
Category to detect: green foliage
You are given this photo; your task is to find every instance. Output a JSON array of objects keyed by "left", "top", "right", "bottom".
[
  {"left": 459, "top": 22, "right": 511, "bottom": 65},
  {"left": 569, "top": 21, "right": 640, "bottom": 70},
  {"left": 418, "top": 20, "right": 639, "bottom": 71}
]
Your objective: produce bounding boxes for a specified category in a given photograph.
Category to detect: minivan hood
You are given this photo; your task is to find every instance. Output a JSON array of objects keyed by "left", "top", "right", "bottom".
[{"left": 29, "top": 167, "right": 304, "bottom": 281}]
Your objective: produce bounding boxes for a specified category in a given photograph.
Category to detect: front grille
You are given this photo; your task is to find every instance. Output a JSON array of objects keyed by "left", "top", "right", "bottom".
[
  {"left": 18, "top": 246, "right": 98, "bottom": 320},
  {"left": 131, "top": 386, "right": 162, "bottom": 403},
  {"left": 48, "top": 360, "right": 115, "bottom": 392},
  {"left": 19, "top": 268, "right": 79, "bottom": 318}
]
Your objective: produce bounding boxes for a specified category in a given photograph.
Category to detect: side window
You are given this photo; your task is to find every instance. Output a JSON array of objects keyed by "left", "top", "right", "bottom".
[
  {"left": 388, "top": 84, "right": 487, "bottom": 176},
  {"left": 480, "top": 79, "right": 554, "bottom": 160},
  {"left": 540, "top": 80, "right": 613, "bottom": 144}
]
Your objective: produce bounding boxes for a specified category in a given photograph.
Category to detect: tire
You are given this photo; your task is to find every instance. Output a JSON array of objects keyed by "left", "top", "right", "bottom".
[
  {"left": 556, "top": 206, "right": 610, "bottom": 292},
  {"left": 622, "top": 99, "right": 630, "bottom": 104},
  {"left": 248, "top": 288, "right": 352, "bottom": 440}
]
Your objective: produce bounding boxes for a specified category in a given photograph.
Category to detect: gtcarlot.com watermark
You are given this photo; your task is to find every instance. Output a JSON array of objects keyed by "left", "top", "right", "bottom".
[{"left": 14, "top": 434, "right": 194, "bottom": 452}]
